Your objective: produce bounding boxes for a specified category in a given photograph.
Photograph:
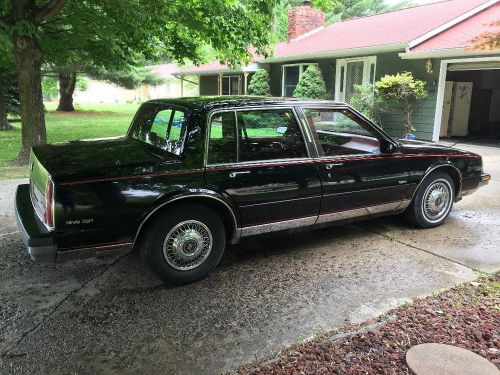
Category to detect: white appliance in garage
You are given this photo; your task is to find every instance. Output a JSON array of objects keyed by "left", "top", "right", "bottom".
[{"left": 440, "top": 81, "right": 473, "bottom": 138}]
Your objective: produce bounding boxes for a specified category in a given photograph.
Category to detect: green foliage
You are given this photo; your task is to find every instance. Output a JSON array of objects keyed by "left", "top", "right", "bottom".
[
  {"left": 86, "top": 66, "right": 165, "bottom": 90},
  {"left": 376, "top": 72, "right": 428, "bottom": 137},
  {"left": 247, "top": 69, "right": 271, "bottom": 96},
  {"left": 350, "top": 84, "right": 386, "bottom": 126},
  {"left": 293, "top": 65, "right": 328, "bottom": 100},
  {"left": 42, "top": 76, "right": 58, "bottom": 100},
  {"left": 76, "top": 76, "right": 88, "bottom": 92},
  {"left": 1, "top": 70, "right": 20, "bottom": 116}
]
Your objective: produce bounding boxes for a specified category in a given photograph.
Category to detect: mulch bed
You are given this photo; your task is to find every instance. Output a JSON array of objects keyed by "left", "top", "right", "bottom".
[{"left": 231, "top": 274, "right": 500, "bottom": 374}]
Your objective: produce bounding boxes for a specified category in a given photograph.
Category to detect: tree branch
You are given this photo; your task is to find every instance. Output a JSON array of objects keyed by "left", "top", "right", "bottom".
[{"left": 34, "top": 0, "right": 67, "bottom": 24}]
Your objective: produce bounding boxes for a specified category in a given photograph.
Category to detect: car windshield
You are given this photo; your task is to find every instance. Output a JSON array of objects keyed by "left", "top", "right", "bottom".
[{"left": 129, "top": 103, "right": 188, "bottom": 156}]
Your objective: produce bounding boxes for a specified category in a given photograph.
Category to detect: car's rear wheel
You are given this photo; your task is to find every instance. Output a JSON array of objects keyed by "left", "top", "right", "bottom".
[
  {"left": 141, "top": 203, "right": 226, "bottom": 285},
  {"left": 404, "top": 171, "right": 455, "bottom": 228}
]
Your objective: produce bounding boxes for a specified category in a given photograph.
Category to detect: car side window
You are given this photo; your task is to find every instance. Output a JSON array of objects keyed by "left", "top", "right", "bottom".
[
  {"left": 207, "top": 112, "right": 237, "bottom": 164},
  {"left": 303, "top": 108, "right": 380, "bottom": 156},
  {"left": 236, "top": 109, "right": 307, "bottom": 162}
]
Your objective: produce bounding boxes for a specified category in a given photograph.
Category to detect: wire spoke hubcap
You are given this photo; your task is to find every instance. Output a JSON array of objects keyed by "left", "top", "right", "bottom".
[
  {"left": 163, "top": 220, "right": 213, "bottom": 271},
  {"left": 422, "top": 180, "right": 452, "bottom": 223}
]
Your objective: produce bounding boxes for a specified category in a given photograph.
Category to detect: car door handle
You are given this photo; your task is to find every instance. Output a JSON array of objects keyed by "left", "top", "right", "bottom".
[
  {"left": 229, "top": 171, "right": 251, "bottom": 178},
  {"left": 325, "top": 163, "right": 343, "bottom": 170}
]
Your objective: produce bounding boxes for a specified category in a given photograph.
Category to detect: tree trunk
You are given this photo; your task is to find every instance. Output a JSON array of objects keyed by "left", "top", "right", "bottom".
[
  {"left": 0, "top": 79, "right": 13, "bottom": 131},
  {"left": 57, "top": 69, "right": 77, "bottom": 112},
  {"left": 13, "top": 36, "right": 47, "bottom": 163}
]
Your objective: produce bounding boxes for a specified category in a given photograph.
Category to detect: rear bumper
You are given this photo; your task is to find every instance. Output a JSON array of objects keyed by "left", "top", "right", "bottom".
[{"left": 15, "top": 184, "right": 55, "bottom": 262}]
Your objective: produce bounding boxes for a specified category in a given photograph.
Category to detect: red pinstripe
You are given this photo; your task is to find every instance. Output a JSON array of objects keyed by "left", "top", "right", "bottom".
[{"left": 58, "top": 153, "right": 478, "bottom": 186}]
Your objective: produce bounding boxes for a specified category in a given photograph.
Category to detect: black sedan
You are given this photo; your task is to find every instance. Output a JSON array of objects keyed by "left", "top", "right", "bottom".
[{"left": 15, "top": 97, "right": 490, "bottom": 284}]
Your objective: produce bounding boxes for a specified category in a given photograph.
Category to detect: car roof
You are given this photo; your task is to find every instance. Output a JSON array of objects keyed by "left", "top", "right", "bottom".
[{"left": 144, "top": 96, "right": 344, "bottom": 111}]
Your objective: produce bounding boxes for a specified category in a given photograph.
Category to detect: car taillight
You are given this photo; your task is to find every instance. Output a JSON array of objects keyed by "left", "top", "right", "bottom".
[{"left": 45, "top": 179, "right": 54, "bottom": 229}]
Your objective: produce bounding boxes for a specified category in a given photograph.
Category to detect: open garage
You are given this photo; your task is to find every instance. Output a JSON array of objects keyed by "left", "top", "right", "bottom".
[{"left": 439, "top": 60, "right": 500, "bottom": 142}]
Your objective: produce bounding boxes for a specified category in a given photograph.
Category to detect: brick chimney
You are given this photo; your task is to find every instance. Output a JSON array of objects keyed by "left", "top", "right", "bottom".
[{"left": 287, "top": 0, "right": 325, "bottom": 42}]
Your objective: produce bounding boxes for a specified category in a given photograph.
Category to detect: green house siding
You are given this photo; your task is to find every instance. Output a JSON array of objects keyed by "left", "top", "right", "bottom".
[
  {"left": 376, "top": 53, "right": 440, "bottom": 141},
  {"left": 196, "top": 53, "right": 441, "bottom": 141},
  {"left": 199, "top": 75, "right": 219, "bottom": 96},
  {"left": 269, "top": 59, "right": 337, "bottom": 98},
  {"left": 267, "top": 53, "right": 439, "bottom": 141}
]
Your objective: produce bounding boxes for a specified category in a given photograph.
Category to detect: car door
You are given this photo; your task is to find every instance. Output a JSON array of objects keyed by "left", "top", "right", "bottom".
[
  {"left": 204, "top": 107, "right": 322, "bottom": 233},
  {"left": 300, "top": 106, "right": 411, "bottom": 222}
]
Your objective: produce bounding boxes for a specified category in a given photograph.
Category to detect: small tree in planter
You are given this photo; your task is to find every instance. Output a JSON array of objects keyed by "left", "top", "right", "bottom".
[
  {"left": 293, "top": 65, "right": 328, "bottom": 99},
  {"left": 350, "top": 84, "right": 386, "bottom": 126},
  {"left": 247, "top": 69, "right": 271, "bottom": 96},
  {"left": 376, "top": 72, "right": 428, "bottom": 138}
]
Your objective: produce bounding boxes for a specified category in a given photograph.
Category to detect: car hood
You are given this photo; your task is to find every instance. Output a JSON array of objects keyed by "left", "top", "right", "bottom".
[
  {"left": 398, "top": 139, "right": 475, "bottom": 156},
  {"left": 32, "top": 136, "right": 180, "bottom": 182}
]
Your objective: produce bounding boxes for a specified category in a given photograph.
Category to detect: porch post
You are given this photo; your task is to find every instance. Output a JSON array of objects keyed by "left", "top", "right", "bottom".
[
  {"left": 218, "top": 73, "right": 223, "bottom": 95},
  {"left": 244, "top": 73, "right": 249, "bottom": 95}
]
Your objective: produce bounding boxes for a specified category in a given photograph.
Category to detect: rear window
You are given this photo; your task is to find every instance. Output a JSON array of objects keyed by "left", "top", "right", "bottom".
[{"left": 130, "top": 103, "right": 188, "bottom": 156}]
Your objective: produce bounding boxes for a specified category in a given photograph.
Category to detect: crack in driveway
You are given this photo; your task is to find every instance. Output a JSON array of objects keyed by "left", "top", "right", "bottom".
[
  {"left": 1, "top": 249, "right": 132, "bottom": 358},
  {"left": 356, "top": 224, "right": 483, "bottom": 274}
]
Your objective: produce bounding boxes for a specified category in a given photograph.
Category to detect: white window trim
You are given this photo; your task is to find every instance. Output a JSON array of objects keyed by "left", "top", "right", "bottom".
[
  {"left": 281, "top": 63, "right": 318, "bottom": 97},
  {"left": 335, "top": 56, "right": 377, "bottom": 103}
]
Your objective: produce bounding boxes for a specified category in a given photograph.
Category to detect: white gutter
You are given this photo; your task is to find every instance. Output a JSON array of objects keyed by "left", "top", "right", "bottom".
[
  {"left": 399, "top": 48, "right": 500, "bottom": 60},
  {"left": 259, "top": 43, "right": 407, "bottom": 63},
  {"left": 408, "top": 0, "right": 500, "bottom": 49}
]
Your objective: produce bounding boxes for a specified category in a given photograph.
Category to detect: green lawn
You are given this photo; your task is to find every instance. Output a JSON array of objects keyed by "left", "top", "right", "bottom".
[{"left": 0, "top": 103, "right": 139, "bottom": 179}]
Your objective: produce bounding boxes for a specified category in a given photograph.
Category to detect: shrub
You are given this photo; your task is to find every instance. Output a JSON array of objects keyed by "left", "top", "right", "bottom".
[
  {"left": 247, "top": 69, "right": 271, "bottom": 96},
  {"left": 293, "top": 65, "right": 328, "bottom": 100},
  {"left": 376, "top": 72, "right": 428, "bottom": 138},
  {"left": 350, "top": 84, "right": 386, "bottom": 126}
]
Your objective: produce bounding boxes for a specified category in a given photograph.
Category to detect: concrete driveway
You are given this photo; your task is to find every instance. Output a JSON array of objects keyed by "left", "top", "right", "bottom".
[{"left": 1, "top": 142, "right": 499, "bottom": 375}]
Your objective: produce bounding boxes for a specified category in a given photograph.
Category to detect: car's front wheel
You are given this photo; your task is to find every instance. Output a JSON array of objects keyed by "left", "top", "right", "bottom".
[
  {"left": 404, "top": 171, "right": 455, "bottom": 228},
  {"left": 141, "top": 203, "right": 226, "bottom": 285}
]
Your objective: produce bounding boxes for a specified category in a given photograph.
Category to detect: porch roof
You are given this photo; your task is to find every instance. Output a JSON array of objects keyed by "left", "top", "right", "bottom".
[{"left": 176, "top": 62, "right": 258, "bottom": 76}]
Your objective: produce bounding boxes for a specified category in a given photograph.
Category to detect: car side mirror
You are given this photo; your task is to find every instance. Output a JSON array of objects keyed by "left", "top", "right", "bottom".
[{"left": 380, "top": 139, "right": 396, "bottom": 154}]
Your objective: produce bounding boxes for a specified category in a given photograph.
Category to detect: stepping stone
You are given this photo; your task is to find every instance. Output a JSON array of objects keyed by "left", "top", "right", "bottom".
[{"left": 406, "top": 343, "right": 499, "bottom": 375}]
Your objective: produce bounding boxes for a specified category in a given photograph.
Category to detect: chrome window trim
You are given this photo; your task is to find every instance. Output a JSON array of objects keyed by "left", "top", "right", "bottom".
[
  {"left": 204, "top": 106, "right": 313, "bottom": 168},
  {"left": 205, "top": 157, "right": 315, "bottom": 170}
]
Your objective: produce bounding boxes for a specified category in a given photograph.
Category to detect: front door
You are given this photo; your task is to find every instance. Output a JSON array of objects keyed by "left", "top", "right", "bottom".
[
  {"left": 205, "top": 108, "right": 322, "bottom": 232},
  {"left": 301, "top": 107, "right": 411, "bottom": 222},
  {"left": 335, "top": 57, "right": 376, "bottom": 104}
]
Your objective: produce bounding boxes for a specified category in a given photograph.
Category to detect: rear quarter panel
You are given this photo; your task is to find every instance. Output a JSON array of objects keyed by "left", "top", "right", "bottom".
[{"left": 54, "top": 170, "right": 206, "bottom": 251}]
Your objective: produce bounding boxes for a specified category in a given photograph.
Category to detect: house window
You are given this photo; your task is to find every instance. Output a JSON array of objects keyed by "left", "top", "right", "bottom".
[
  {"left": 335, "top": 57, "right": 376, "bottom": 103},
  {"left": 222, "top": 75, "right": 241, "bottom": 95},
  {"left": 282, "top": 63, "right": 317, "bottom": 97}
]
